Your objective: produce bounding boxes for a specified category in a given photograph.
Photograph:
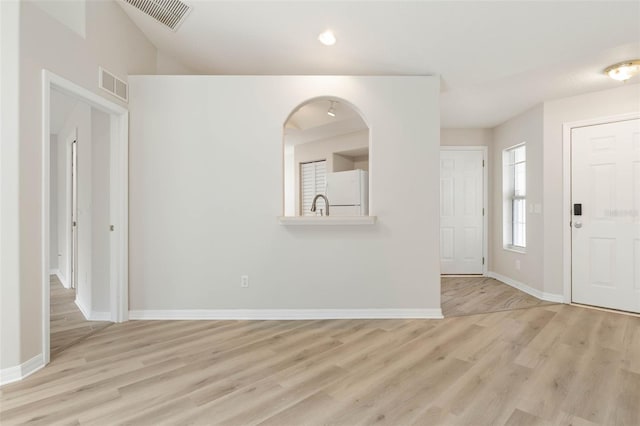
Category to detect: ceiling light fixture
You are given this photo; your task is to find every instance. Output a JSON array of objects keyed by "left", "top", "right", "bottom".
[
  {"left": 604, "top": 60, "right": 640, "bottom": 82},
  {"left": 318, "top": 30, "right": 336, "bottom": 46},
  {"left": 327, "top": 101, "right": 336, "bottom": 117}
]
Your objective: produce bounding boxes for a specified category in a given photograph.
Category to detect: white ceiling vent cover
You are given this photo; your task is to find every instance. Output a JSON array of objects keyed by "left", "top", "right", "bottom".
[
  {"left": 124, "top": 0, "right": 191, "bottom": 31},
  {"left": 99, "top": 67, "right": 128, "bottom": 103}
]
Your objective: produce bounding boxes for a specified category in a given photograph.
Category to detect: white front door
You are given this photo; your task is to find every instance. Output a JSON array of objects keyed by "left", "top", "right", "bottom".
[
  {"left": 571, "top": 118, "right": 640, "bottom": 313},
  {"left": 440, "top": 149, "right": 485, "bottom": 274}
]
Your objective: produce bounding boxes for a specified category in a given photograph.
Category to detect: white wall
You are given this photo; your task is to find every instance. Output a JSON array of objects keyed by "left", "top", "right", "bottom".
[
  {"left": 292, "top": 129, "right": 369, "bottom": 215},
  {"left": 156, "top": 50, "right": 196, "bottom": 75},
  {"left": 440, "top": 128, "right": 493, "bottom": 147},
  {"left": 129, "top": 75, "right": 441, "bottom": 313},
  {"left": 91, "top": 109, "right": 111, "bottom": 313},
  {"left": 49, "top": 135, "right": 58, "bottom": 271},
  {"left": 542, "top": 83, "right": 640, "bottom": 295},
  {"left": 491, "top": 105, "right": 544, "bottom": 291},
  {"left": 283, "top": 145, "right": 295, "bottom": 216},
  {"left": 31, "top": 0, "right": 85, "bottom": 38},
  {"left": 56, "top": 130, "right": 68, "bottom": 287},
  {"left": 1, "top": 0, "right": 157, "bottom": 371},
  {"left": 0, "top": 0, "right": 23, "bottom": 370},
  {"left": 77, "top": 106, "right": 93, "bottom": 315},
  {"left": 353, "top": 157, "right": 369, "bottom": 171}
]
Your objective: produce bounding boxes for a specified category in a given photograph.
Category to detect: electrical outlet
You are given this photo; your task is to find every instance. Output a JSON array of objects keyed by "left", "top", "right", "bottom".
[
  {"left": 515, "top": 260, "right": 521, "bottom": 270},
  {"left": 240, "top": 275, "right": 249, "bottom": 288}
]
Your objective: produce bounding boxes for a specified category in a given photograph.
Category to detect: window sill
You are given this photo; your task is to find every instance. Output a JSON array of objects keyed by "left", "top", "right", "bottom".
[
  {"left": 278, "top": 216, "right": 377, "bottom": 226},
  {"left": 503, "top": 246, "right": 526, "bottom": 254}
]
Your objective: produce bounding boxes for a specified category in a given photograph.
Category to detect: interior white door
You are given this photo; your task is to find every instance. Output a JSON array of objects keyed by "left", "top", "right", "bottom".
[
  {"left": 440, "top": 150, "right": 484, "bottom": 274},
  {"left": 571, "top": 118, "right": 640, "bottom": 313}
]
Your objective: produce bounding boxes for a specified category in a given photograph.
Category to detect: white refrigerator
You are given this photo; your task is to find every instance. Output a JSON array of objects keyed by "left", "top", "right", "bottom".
[{"left": 326, "top": 169, "right": 369, "bottom": 216}]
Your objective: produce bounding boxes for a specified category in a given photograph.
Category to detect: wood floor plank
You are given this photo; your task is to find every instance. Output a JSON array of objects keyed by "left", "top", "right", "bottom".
[
  {"left": 503, "top": 408, "right": 552, "bottom": 426},
  {"left": 515, "top": 342, "right": 585, "bottom": 423},
  {"left": 1, "top": 278, "right": 638, "bottom": 425},
  {"left": 257, "top": 391, "right": 336, "bottom": 426},
  {"left": 441, "top": 276, "right": 555, "bottom": 317}
]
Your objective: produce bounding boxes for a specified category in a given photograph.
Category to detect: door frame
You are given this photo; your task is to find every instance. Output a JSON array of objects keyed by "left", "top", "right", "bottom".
[
  {"left": 439, "top": 146, "right": 489, "bottom": 276},
  {"left": 42, "top": 70, "right": 129, "bottom": 365},
  {"left": 70, "top": 132, "right": 78, "bottom": 290},
  {"left": 561, "top": 111, "right": 640, "bottom": 304}
]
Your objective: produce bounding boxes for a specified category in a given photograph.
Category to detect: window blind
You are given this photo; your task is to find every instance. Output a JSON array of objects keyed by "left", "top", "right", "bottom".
[{"left": 301, "top": 160, "right": 327, "bottom": 216}]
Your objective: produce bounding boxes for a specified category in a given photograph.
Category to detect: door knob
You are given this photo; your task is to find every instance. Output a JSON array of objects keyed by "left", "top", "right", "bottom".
[{"left": 574, "top": 222, "right": 582, "bottom": 228}]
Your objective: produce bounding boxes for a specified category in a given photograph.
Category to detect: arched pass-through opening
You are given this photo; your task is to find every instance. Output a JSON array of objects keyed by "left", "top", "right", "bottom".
[{"left": 282, "top": 97, "right": 371, "bottom": 218}]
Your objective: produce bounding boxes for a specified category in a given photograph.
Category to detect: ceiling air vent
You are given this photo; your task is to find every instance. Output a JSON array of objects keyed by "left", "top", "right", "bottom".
[
  {"left": 99, "top": 67, "right": 128, "bottom": 103},
  {"left": 124, "top": 0, "right": 191, "bottom": 31}
]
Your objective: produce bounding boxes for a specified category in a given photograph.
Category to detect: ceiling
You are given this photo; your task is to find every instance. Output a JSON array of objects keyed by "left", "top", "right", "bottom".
[
  {"left": 284, "top": 98, "right": 368, "bottom": 146},
  {"left": 119, "top": 1, "right": 640, "bottom": 128}
]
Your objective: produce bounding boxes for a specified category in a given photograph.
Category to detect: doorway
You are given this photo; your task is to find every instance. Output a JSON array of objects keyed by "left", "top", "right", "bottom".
[
  {"left": 570, "top": 117, "right": 640, "bottom": 314},
  {"left": 439, "top": 147, "right": 488, "bottom": 275},
  {"left": 43, "top": 70, "right": 129, "bottom": 365}
]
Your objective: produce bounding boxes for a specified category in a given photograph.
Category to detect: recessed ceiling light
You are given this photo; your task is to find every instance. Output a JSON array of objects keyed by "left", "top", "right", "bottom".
[
  {"left": 318, "top": 30, "right": 336, "bottom": 46},
  {"left": 604, "top": 60, "right": 640, "bottom": 81}
]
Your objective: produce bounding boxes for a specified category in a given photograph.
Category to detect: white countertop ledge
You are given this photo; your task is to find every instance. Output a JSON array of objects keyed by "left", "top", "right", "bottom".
[{"left": 278, "top": 216, "right": 377, "bottom": 226}]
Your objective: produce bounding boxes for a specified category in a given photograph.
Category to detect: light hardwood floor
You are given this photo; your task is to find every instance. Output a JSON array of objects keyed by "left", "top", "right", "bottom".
[
  {"left": 50, "top": 274, "right": 111, "bottom": 359},
  {"left": 1, "top": 302, "right": 638, "bottom": 425},
  {"left": 441, "top": 276, "right": 556, "bottom": 317}
]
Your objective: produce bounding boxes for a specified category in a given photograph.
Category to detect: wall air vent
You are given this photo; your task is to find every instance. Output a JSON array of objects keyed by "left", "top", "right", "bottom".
[
  {"left": 99, "top": 67, "right": 128, "bottom": 103},
  {"left": 124, "top": 0, "right": 191, "bottom": 31}
]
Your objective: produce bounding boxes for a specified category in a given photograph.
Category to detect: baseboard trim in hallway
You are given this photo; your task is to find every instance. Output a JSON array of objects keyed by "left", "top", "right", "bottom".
[
  {"left": 487, "top": 271, "right": 564, "bottom": 303},
  {"left": 0, "top": 353, "right": 44, "bottom": 386},
  {"left": 74, "top": 297, "right": 110, "bottom": 322},
  {"left": 129, "top": 308, "right": 444, "bottom": 320}
]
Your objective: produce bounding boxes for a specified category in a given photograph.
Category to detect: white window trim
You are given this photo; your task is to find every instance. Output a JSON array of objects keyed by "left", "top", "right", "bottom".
[{"left": 503, "top": 143, "right": 526, "bottom": 252}]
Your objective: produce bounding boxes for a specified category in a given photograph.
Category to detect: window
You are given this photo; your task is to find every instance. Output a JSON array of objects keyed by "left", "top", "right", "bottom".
[
  {"left": 503, "top": 144, "right": 526, "bottom": 250},
  {"left": 300, "top": 160, "right": 326, "bottom": 216}
]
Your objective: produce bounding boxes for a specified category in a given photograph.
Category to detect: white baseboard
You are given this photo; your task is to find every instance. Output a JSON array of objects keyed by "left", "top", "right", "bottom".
[
  {"left": 129, "top": 308, "right": 444, "bottom": 321},
  {"left": 75, "top": 297, "right": 91, "bottom": 320},
  {"left": 75, "top": 297, "right": 110, "bottom": 322},
  {"left": 90, "top": 311, "right": 111, "bottom": 321},
  {"left": 0, "top": 353, "right": 44, "bottom": 386},
  {"left": 52, "top": 269, "right": 69, "bottom": 289},
  {"left": 487, "top": 271, "right": 564, "bottom": 303}
]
